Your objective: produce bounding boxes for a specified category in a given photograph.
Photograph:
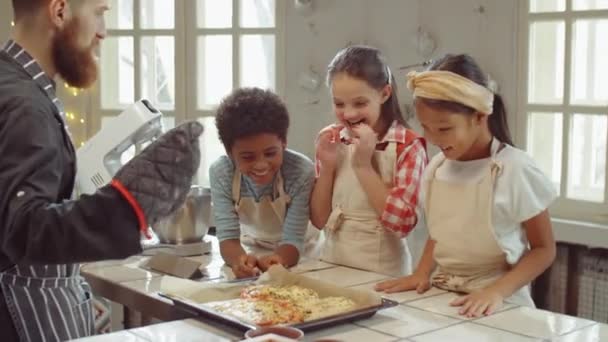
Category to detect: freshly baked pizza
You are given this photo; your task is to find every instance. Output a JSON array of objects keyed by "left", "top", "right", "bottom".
[{"left": 204, "top": 284, "right": 356, "bottom": 326}]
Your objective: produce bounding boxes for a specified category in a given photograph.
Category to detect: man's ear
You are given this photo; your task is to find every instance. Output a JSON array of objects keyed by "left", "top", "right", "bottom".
[{"left": 48, "top": 0, "right": 70, "bottom": 29}]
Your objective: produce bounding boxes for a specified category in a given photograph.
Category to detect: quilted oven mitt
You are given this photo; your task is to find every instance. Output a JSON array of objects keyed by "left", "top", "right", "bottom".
[{"left": 111, "top": 121, "right": 204, "bottom": 237}]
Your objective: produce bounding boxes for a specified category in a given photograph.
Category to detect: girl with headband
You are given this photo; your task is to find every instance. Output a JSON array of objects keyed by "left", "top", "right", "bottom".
[
  {"left": 310, "top": 45, "right": 427, "bottom": 276},
  {"left": 375, "top": 54, "right": 557, "bottom": 317}
]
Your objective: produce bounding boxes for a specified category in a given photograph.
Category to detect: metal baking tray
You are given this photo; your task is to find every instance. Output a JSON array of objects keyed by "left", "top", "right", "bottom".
[{"left": 159, "top": 291, "right": 398, "bottom": 333}]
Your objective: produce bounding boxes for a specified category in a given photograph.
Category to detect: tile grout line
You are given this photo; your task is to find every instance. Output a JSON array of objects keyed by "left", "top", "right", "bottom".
[
  {"left": 470, "top": 306, "right": 598, "bottom": 339},
  {"left": 385, "top": 320, "right": 468, "bottom": 340},
  {"left": 468, "top": 305, "right": 557, "bottom": 340},
  {"left": 351, "top": 304, "right": 470, "bottom": 339},
  {"left": 397, "top": 291, "right": 451, "bottom": 304},
  {"left": 350, "top": 320, "right": 409, "bottom": 339},
  {"left": 400, "top": 302, "right": 470, "bottom": 322},
  {"left": 554, "top": 321, "right": 598, "bottom": 338},
  {"left": 128, "top": 329, "right": 156, "bottom": 342}
]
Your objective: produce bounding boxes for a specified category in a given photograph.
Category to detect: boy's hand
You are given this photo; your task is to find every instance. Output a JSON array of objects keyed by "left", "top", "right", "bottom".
[
  {"left": 257, "top": 254, "right": 285, "bottom": 271},
  {"left": 374, "top": 272, "right": 431, "bottom": 294},
  {"left": 232, "top": 254, "right": 260, "bottom": 279},
  {"left": 316, "top": 124, "right": 342, "bottom": 172},
  {"left": 351, "top": 124, "right": 377, "bottom": 168},
  {"left": 450, "top": 287, "right": 504, "bottom": 318}
]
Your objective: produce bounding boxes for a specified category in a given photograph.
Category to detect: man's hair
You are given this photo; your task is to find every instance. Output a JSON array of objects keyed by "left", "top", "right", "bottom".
[
  {"left": 12, "top": 0, "right": 79, "bottom": 22},
  {"left": 215, "top": 87, "right": 290, "bottom": 152},
  {"left": 12, "top": 0, "right": 45, "bottom": 21}
]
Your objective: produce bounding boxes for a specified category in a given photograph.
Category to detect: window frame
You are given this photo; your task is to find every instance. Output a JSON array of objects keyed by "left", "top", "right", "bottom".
[
  {"left": 517, "top": 0, "right": 608, "bottom": 224},
  {"left": 89, "top": 0, "right": 286, "bottom": 129}
]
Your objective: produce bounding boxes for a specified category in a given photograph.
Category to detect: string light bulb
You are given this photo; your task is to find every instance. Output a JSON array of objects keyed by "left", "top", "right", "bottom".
[{"left": 62, "top": 83, "right": 87, "bottom": 149}]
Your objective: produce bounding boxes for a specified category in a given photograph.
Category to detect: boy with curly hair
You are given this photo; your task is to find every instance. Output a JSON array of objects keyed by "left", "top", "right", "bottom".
[{"left": 210, "top": 87, "right": 316, "bottom": 278}]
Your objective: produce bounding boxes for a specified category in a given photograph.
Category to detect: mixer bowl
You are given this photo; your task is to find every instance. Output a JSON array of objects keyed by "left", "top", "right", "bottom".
[{"left": 152, "top": 185, "right": 212, "bottom": 244}]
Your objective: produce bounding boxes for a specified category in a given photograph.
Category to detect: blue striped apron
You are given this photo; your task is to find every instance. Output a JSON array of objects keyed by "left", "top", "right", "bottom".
[{"left": 0, "top": 40, "right": 94, "bottom": 341}]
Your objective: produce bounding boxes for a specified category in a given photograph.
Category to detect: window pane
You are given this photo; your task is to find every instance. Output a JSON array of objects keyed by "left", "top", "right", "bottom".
[
  {"left": 574, "top": 0, "right": 608, "bottom": 10},
  {"left": 567, "top": 114, "right": 607, "bottom": 202},
  {"left": 240, "top": 0, "right": 275, "bottom": 28},
  {"left": 197, "top": 35, "right": 232, "bottom": 109},
  {"left": 240, "top": 34, "right": 275, "bottom": 90},
  {"left": 571, "top": 19, "right": 608, "bottom": 106},
  {"left": 528, "top": 21, "right": 565, "bottom": 104},
  {"left": 141, "top": 36, "right": 175, "bottom": 111},
  {"left": 196, "top": 116, "right": 226, "bottom": 187},
  {"left": 140, "top": 0, "right": 174, "bottom": 29},
  {"left": 529, "top": 0, "right": 566, "bottom": 12},
  {"left": 527, "top": 112, "right": 563, "bottom": 194},
  {"left": 106, "top": 0, "right": 133, "bottom": 29},
  {"left": 197, "top": 0, "right": 232, "bottom": 28},
  {"left": 100, "top": 37, "right": 134, "bottom": 109}
]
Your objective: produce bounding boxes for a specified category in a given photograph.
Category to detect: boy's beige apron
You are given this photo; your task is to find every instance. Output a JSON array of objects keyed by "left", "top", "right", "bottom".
[
  {"left": 425, "top": 139, "right": 534, "bottom": 307},
  {"left": 232, "top": 171, "right": 319, "bottom": 253},
  {"left": 320, "top": 142, "right": 412, "bottom": 276}
]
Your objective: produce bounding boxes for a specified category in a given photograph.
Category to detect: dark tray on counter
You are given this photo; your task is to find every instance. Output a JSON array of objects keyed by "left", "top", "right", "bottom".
[{"left": 158, "top": 291, "right": 398, "bottom": 333}]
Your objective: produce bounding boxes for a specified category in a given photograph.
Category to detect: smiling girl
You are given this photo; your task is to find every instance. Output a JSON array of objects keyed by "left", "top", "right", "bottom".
[
  {"left": 375, "top": 54, "right": 557, "bottom": 318},
  {"left": 310, "top": 45, "right": 427, "bottom": 276}
]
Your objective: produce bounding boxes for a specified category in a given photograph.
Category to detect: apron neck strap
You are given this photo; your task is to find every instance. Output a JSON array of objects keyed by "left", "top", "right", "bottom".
[
  {"left": 273, "top": 171, "right": 290, "bottom": 204},
  {"left": 231, "top": 170, "right": 242, "bottom": 202},
  {"left": 490, "top": 137, "right": 505, "bottom": 158}
]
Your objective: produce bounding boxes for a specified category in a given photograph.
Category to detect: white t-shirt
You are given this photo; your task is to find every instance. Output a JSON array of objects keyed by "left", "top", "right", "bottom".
[{"left": 421, "top": 140, "right": 558, "bottom": 265}]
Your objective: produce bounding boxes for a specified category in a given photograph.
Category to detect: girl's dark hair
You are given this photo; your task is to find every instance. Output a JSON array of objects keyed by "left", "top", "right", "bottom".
[
  {"left": 420, "top": 54, "right": 514, "bottom": 146},
  {"left": 326, "top": 45, "right": 408, "bottom": 132}
]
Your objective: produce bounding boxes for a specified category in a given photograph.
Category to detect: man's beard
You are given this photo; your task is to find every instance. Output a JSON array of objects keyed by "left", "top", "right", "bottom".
[{"left": 51, "top": 18, "right": 99, "bottom": 89}]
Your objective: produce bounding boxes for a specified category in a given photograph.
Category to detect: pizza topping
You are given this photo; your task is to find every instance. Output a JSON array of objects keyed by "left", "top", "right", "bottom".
[{"left": 204, "top": 285, "right": 356, "bottom": 326}]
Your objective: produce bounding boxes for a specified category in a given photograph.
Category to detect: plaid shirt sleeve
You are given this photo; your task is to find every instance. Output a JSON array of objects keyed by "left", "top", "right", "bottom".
[{"left": 381, "top": 138, "right": 427, "bottom": 236}]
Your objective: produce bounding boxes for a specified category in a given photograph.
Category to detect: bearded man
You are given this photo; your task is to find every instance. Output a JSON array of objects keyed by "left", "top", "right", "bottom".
[{"left": 0, "top": 1, "right": 203, "bottom": 341}]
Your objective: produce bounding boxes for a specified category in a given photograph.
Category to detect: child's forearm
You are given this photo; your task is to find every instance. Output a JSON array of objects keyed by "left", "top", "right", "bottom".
[
  {"left": 275, "top": 244, "right": 300, "bottom": 267},
  {"left": 487, "top": 244, "right": 556, "bottom": 298},
  {"left": 414, "top": 238, "right": 437, "bottom": 277},
  {"left": 488, "top": 210, "right": 556, "bottom": 298},
  {"left": 353, "top": 165, "right": 389, "bottom": 216},
  {"left": 220, "top": 239, "right": 247, "bottom": 267},
  {"left": 310, "top": 168, "right": 335, "bottom": 229}
]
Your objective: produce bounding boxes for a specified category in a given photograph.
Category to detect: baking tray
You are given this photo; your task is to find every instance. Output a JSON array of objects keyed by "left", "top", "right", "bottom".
[{"left": 159, "top": 291, "right": 398, "bottom": 333}]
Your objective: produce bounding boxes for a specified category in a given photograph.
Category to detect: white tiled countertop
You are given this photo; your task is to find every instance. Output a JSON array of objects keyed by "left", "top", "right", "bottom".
[{"left": 78, "top": 238, "right": 606, "bottom": 342}]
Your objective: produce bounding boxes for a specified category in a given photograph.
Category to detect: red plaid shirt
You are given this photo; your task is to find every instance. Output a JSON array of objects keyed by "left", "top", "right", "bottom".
[{"left": 315, "top": 121, "right": 428, "bottom": 236}]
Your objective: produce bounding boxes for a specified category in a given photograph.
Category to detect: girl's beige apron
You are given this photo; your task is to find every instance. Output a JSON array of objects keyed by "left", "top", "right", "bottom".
[
  {"left": 425, "top": 139, "right": 534, "bottom": 307},
  {"left": 320, "top": 142, "right": 412, "bottom": 276}
]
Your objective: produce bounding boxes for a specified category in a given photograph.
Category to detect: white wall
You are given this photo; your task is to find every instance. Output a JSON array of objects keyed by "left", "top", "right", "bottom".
[
  {"left": 0, "top": 3, "right": 12, "bottom": 41},
  {"left": 418, "top": 0, "right": 520, "bottom": 144},
  {"left": 1, "top": 1, "right": 521, "bottom": 158},
  {"left": 284, "top": 0, "right": 520, "bottom": 157},
  {"left": 284, "top": 0, "right": 422, "bottom": 157}
]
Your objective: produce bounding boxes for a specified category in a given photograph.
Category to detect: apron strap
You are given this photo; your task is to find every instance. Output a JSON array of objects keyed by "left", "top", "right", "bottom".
[
  {"left": 231, "top": 170, "right": 243, "bottom": 207},
  {"left": 273, "top": 171, "right": 291, "bottom": 204},
  {"left": 0, "top": 272, "right": 84, "bottom": 288}
]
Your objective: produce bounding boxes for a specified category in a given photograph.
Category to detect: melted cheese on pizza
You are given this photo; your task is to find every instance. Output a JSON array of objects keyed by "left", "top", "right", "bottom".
[{"left": 204, "top": 285, "right": 356, "bottom": 326}]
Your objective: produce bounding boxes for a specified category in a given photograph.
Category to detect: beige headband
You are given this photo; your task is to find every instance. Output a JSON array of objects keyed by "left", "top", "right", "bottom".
[{"left": 407, "top": 70, "right": 494, "bottom": 115}]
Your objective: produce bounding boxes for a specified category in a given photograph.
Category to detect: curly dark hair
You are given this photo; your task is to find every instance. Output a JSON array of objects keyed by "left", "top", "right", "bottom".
[{"left": 215, "top": 87, "right": 290, "bottom": 151}]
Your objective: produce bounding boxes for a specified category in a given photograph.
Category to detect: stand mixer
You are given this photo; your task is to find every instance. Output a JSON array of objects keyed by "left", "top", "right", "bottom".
[
  {"left": 76, "top": 99, "right": 212, "bottom": 257},
  {"left": 76, "top": 99, "right": 163, "bottom": 194}
]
